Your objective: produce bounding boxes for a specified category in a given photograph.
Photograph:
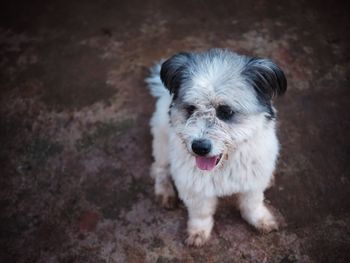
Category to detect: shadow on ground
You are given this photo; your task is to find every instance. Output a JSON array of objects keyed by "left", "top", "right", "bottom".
[{"left": 0, "top": 0, "right": 349, "bottom": 262}]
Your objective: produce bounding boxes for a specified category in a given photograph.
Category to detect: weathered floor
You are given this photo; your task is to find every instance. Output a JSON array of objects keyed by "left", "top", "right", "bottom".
[{"left": 1, "top": 0, "right": 350, "bottom": 262}]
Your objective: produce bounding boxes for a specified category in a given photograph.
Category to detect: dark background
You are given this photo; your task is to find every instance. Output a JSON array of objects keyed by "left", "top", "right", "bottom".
[{"left": 1, "top": 0, "right": 349, "bottom": 262}]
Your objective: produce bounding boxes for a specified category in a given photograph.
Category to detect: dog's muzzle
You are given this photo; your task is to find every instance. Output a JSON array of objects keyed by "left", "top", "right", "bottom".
[{"left": 191, "top": 139, "right": 222, "bottom": 171}]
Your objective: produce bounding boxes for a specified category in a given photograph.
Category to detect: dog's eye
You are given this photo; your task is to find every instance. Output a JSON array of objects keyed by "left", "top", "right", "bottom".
[
  {"left": 185, "top": 105, "right": 196, "bottom": 116},
  {"left": 217, "top": 105, "right": 234, "bottom": 121}
]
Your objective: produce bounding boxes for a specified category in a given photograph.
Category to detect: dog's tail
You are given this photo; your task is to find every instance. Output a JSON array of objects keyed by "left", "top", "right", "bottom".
[{"left": 145, "top": 61, "right": 170, "bottom": 98}]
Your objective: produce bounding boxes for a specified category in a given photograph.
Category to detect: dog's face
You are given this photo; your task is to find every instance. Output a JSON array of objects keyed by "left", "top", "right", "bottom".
[{"left": 161, "top": 49, "right": 287, "bottom": 171}]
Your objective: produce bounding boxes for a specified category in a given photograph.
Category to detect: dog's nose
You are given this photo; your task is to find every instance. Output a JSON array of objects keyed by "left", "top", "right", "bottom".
[{"left": 191, "top": 139, "right": 212, "bottom": 156}]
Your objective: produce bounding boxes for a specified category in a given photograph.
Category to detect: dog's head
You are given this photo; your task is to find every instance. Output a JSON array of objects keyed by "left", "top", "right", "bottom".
[{"left": 160, "top": 49, "right": 287, "bottom": 171}]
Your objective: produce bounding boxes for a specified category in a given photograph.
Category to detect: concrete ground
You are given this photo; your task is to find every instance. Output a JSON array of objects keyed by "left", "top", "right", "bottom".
[{"left": 1, "top": 0, "right": 350, "bottom": 262}]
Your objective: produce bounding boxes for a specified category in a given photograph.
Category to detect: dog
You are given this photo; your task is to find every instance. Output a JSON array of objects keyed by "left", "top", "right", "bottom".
[{"left": 145, "top": 48, "right": 287, "bottom": 246}]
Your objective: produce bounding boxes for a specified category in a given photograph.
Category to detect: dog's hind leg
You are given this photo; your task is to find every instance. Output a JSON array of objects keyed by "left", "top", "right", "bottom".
[
  {"left": 150, "top": 119, "right": 177, "bottom": 209},
  {"left": 151, "top": 162, "right": 177, "bottom": 209}
]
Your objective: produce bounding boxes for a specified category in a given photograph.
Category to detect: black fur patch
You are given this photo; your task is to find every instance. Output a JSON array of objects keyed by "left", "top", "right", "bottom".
[
  {"left": 265, "top": 104, "right": 276, "bottom": 120},
  {"left": 160, "top": 52, "right": 192, "bottom": 100},
  {"left": 242, "top": 57, "right": 287, "bottom": 119},
  {"left": 242, "top": 57, "right": 287, "bottom": 99},
  {"left": 168, "top": 103, "right": 173, "bottom": 117}
]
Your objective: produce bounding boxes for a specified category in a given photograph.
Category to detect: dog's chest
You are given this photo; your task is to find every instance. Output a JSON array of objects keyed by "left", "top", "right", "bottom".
[{"left": 170, "top": 149, "right": 269, "bottom": 198}]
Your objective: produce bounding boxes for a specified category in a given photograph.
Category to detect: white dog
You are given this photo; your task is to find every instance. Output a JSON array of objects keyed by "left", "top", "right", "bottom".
[{"left": 146, "top": 49, "right": 287, "bottom": 247}]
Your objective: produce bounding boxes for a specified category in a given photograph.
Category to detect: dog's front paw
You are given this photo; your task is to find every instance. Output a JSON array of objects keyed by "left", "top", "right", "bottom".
[
  {"left": 255, "top": 213, "right": 279, "bottom": 233},
  {"left": 185, "top": 230, "right": 208, "bottom": 247},
  {"left": 156, "top": 194, "right": 178, "bottom": 210},
  {"left": 248, "top": 208, "right": 279, "bottom": 233},
  {"left": 241, "top": 204, "right": 279, "bottom": 233}
]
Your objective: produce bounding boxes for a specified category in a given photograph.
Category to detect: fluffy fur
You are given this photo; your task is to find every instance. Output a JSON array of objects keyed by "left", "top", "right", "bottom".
[{"left": 145, "top": 48, "right": 287, "bottom": 246}]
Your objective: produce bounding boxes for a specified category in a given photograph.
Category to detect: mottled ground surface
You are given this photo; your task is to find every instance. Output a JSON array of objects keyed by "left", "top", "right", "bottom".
[{"left": 1, "top": 0, "right": 350, "bottom": 262}]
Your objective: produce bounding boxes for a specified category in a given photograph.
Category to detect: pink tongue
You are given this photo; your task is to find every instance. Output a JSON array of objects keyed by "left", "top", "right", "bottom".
[{"left": 195, "top": 156, "right": 218, "bottom": 171}]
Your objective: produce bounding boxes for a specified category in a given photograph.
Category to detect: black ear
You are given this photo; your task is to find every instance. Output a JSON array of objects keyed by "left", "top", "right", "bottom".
[
  {"left": 160, "top": 52, "right": 191, "bottom": 99},
  {"left": 242, "top": 57, "right": 287, "bottom": 101}
]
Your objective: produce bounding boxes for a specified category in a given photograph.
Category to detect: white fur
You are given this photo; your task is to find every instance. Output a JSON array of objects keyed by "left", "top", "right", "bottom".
[{"left": 146, "top": 50, "right": 282, "bottom": 246}]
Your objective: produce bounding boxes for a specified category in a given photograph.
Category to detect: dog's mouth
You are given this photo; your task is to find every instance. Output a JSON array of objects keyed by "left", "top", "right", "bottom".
[{"left": 195, "top": 154, "right": 223, "bottom": 171}]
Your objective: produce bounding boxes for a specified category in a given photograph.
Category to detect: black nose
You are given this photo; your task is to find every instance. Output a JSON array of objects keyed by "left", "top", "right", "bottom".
[{"left": 191, "top": 139, "right": 212, "bottom": 156}]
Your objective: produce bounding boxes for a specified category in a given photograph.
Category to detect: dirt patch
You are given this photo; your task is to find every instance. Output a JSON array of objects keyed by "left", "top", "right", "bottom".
[{"left": 76, "top": 119, "right": 134, "bottom": 151}]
